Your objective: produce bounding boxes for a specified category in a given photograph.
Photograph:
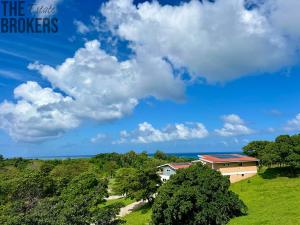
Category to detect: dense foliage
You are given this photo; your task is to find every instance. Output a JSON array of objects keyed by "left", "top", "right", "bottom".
[
  {"left": 113, "top": 167, "right": 161, "bottom": 203},
  {"left": 0, "top": 157, "right": 123, "bottom": 225},
  {"left": 243, "top": 134, "right": 300, "bottom": 172},
  {"left": 0, "top": 151, "right": 187, "bottom": 225},
  {"left": 152, "top": 163, "right": 247, "bottom": 225},
  {"left": 90, "top": 151, "right": 189, "bottom": 177}
]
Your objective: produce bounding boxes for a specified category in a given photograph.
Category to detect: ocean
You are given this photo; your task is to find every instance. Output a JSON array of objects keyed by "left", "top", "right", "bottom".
[{"left": 24, "top": 151, "right": 243, "bottom": 160}]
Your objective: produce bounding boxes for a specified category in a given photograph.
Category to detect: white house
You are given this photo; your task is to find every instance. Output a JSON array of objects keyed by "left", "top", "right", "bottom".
[{"left": 157, "top": 162, "right": 192, "bottom": 181}]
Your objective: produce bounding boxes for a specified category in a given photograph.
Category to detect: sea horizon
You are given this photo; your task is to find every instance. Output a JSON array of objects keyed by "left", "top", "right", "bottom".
[{"left": 18, "top": 151, "right": 244, "bottom": 160}]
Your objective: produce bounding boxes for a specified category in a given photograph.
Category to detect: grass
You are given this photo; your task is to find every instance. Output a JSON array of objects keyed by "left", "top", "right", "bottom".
[
  {"left": 100, "top": 198, "right": 135, "bottom": 208},
  {"left": 123, "top": 204, "right": 152, "bottom": 225},
  {"left": 119, "top": 167, "right": 300, "bottom": 225},
  {"left": 229, "top": 167, "right": 300, "bottom": 225}
]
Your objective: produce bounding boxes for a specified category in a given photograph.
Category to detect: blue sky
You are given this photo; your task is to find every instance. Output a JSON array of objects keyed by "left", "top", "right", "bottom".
[{"left": 1, "top": 0, "right": 300, "bottom": 157}]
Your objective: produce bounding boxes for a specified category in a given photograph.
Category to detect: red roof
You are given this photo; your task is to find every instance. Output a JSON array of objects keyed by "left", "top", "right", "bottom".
[
  {"left": 199, "top": 154, "right": 258, "bottom": 163},
  {"left": 169, "top": 163, "right": 192, "bottom": 169}
]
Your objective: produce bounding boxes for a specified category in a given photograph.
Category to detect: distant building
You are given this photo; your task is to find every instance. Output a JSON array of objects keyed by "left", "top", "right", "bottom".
[
  {"left": 158, "top": 154, "right": 259, "bottom": 183},
  {"left": 194, "top": 154, "right": 259, "bottom": 183},
  {"left": 157, "top": 162, "right": 192, "bottom": 181}
]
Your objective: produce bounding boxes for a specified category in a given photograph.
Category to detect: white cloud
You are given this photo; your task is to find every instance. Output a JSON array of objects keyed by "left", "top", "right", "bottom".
[
  {"left": 0, "top": 82, "right": 79, "bottom": 142},
  {"left": 114, "top": 121, "right": 208, "bottom": 144},
  {"left": 101, "top": 0, "right": 296, "bottom": 83},
  {"left": 28, "top": 40, "right": 184, "bottom": 119},
  {"left": 285, "top": 113, "right": 300, "bottom": 131},
  {"left": 0, "top": 40, "right": 184, "bottom": 142},
  {"left": 74, "top": 20, "right": 90, "bottom": 34},
  {"left": 264, "top": 0, "right": 300, "bottom": 40},
  {"left": 2, "top": 0, "right": 300, "bottom": 142},
  {"left": 222, "top": 114, "right": 244, "bottom": 124},
  {"left": 91, "top": 133, "right": 107, "bottom": 143},
  {"left": 215, "top": 114, "right": 254, "bottom": 137}
]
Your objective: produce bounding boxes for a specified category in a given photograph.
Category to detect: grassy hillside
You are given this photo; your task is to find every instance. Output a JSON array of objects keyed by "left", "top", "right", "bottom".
[
  {"left": 229, "top": 168, "right": 300, "bottom": 225},
  {"left": 122, "top": 167, "right": 300, "bottom": 225}
]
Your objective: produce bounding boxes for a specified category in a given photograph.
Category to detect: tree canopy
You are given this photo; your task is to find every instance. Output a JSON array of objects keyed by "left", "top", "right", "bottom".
[
  {"left": 113, "top": 167, "right": 161, "bottom": 203},
  {"left": 243, "top": 134, "right": 300, "bottom": 172},
  {"left": 152, "top": 163, "right": 247, "bottom": 225},
  {"left": 0, "top": 151, "right": 187, "bottom": 225}
]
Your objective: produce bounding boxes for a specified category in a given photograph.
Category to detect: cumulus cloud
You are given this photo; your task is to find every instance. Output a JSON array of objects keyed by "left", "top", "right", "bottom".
[
  {"left": 101, "top": 0, "right": 296, "bottom": 83},
  {"left": 2, "top": 0, "right": 300, "bottom": 142},
  {"left": 215, "top": 114, "right": 254, "bottom": 137},
  {"left": 28, "top": 40, "right": 184, "bottom": 119},
  {"left": 285, "top": 113, "right": 300, "bottom": 131},
  {"left": 264, "top": 0, "right": 300, "bottom": 40},
  {"left": 0, "top": 82, "right": 79, "bottom": 142},
  {"left": 0, "top": 40, "right": 184, "bottom": 142},
  {"left": 114, "top": 121, "right": 208, "bottom": 144}
]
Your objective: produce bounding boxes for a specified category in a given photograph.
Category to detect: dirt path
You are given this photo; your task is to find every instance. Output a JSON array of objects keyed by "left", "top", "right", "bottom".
[
  {"left": 118, "top": 200, "right": 147, "bottom": 217},
  {"left": 105, "top": 195, "right": 124, "bottom": 200}
]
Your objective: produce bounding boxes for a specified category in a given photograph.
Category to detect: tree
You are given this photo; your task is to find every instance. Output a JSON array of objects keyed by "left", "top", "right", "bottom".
[
  {"left": 243, "top": 141, "right": 270, "bottom": 157},
  {"left": 113, "top": 167, "right": 138, "bottom": 196},
  {"left": 58, "top": 172, "right": 123, "bottom": 225},
  {"left": 114, "top": 168, "right": 161, "bottom": 203},
  {"left": 154, "top": 150, "right": 168, "bottom": 160},
  {"left": 275, "top": 135, "right": 293, "bottom": 145},
  {"left": 152, "top": 163, "right": 247, "bottom": 225},
  {"left": 0, "top": 171, "right": 124, "bottom": 225},
  {"left": 259, "top": 142, "right": 281, "bottom": 166},
  {"left": 286, "top": 151, "right": 300, "bottom": 174},
  {"left": 131, "top": 168, "right": 161, "bottom": 203},
  {"left": 291, "top": 134, "right": 300, "bottom": 146},
  {"left": 0, "top": 154, "right": 4, "bottom": 161}
]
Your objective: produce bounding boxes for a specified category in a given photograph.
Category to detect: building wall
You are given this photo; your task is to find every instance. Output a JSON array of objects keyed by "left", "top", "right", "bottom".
[
  {"left": 228, "top": 173, "right": 256, "bottom": 183},
  {"left": 212, "top": 161, "right": 257, "bottom": 183},
  {"left": 214, "top": 161, "right": 257, "bottom": 174},
  {"left": 162, "top": 166, "right": 176, "bottom": 177}
]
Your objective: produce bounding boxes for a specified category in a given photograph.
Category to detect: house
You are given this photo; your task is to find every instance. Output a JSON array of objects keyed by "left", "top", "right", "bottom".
[
  {"left": 158, "top": 154, "right": 259, "bottom": 183},
  {"left": 157, "top": 162, "right": 192, "bottom": 181},
  {"left": 194, "top": 154, "right": 259, "bottom": 183}
]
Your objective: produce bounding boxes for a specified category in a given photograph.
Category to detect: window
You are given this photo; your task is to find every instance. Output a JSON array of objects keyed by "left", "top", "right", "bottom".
[
  {"left": 223, "top": 163, "right": 230, "bottom": 166},
  {"left": 242, "top": 174, "right": 244, "bottom": 177},
  {"left": 238, "top": 162, "right": 243, "bottom": 166},
  {"left": 166, "top": 169, "right": 170, "bottom": 172}
]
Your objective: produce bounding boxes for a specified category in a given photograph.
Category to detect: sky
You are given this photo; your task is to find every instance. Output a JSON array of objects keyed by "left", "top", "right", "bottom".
[{"left": 1, "top": 0, "right": 300, "bottom": 157}]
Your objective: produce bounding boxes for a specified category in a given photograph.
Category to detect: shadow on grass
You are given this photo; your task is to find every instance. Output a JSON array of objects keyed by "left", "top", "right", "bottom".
[
  {"left": 260, "top": 167, "right": 300, "bottom": 179},
  {"left": 137, "top": 203, "right": 152, "bottom": 214}
]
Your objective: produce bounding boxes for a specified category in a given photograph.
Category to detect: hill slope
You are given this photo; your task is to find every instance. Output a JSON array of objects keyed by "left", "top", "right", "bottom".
[{"left": 229, "top": 168, "right": 300, "bottom": 225}]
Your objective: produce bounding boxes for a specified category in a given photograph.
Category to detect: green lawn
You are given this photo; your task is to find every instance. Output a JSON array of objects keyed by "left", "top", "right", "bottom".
[
  {"left": 229, "top": 168, "right": 300, "bottom": 225},
  {"left": 120, "top": 168, "right": 300, "bottom": 225},
  {"left": 100, "top": 197, "right": 135, "bottom": 208},
  {"left": 123, "top": 204, "right": 152, "bottom": 225}
]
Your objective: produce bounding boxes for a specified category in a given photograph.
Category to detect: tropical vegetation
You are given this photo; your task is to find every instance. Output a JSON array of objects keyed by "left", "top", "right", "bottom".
[
  {"left": 0, "top": 151, "right": 187, "bottom": 225},
  {"left": 243, "top": 134, "right": 300, "bottom": 173},
  {"left": 152, "top": 163, "right": 247, "bottom": 225}
]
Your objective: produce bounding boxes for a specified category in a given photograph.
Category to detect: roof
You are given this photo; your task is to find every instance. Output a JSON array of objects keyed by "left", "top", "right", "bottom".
[
  {"left": 198, "top": 154, "right": 259, "bottom": 163},
  {"left": 158, "top": 162, "right": 192, "bottom": 170}
]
